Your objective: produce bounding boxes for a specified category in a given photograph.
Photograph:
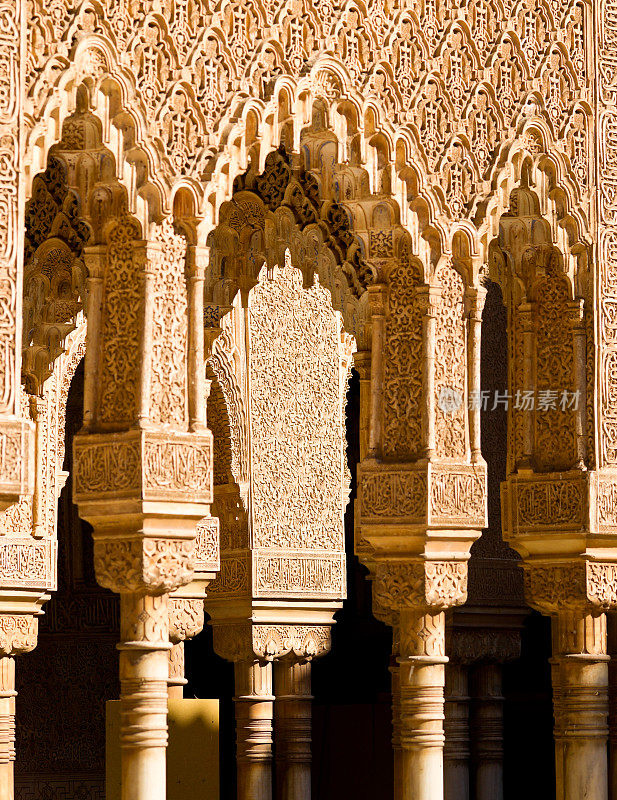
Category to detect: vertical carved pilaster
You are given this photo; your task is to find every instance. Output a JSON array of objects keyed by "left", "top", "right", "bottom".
[
  {"left": 608, "top": 614, "right": 617, "bottom": 800},
  {"left": 235, "top": 659, "right": 274, "bottom": 800},
  {"left": 275, "top": 658, "right": 312, "bottom": 800}
]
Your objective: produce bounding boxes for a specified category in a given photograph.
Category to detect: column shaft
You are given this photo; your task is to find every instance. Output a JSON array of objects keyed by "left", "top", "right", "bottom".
[
  {"left": 608, "top": 614, "right": 617, "bottom": 800},
  {"left": 235, "top": 659, "right": 274, "bottom": 800},
  {"left": 399, "top": 608, "right": 447, "bottom": 800},
  {"left": 0, "top": 658, "right": 15, "bottom": 800},
  {"left": 552, "top": 610, "right": 609, "bottom": 800},
  {"left": 275, "top": 658, "right": 312, "bottom": 800},
  {"left": 119, "top": 592, "right": 170, "bottom": 800}
]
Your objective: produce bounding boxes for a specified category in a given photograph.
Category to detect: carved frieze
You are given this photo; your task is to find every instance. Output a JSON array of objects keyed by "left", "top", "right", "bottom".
[
  {"left": 359, "top": 469, "right": 427, "bottom": 522},
  {"left": 0, "top": 538, "right": 55, "bottom": 590},
  {"left": 194, "top": 516, "right": 220, "bottom": 574},
  {"left": 73, "top": 430, "right": 213, "bottom": 504},
  {"left": 359, "top": 464, "right": 486, "bottom": 528},
  {"left": 429, "top": 466, "right": 487, "bottom": 526},
  {"left": 253, "top": 552, "right": 346, "bottom": 599},
  {"left": 503, "top": 473, "right": 588, "bottom": 536}
]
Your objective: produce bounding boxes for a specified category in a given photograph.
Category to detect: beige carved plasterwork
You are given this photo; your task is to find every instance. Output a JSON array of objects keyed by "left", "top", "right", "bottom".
[
  {"left": 434, "top": 261, "right": 467, "bottom": 459},
  {"left": 207, "top": 251, "right": 352, "bottom": 606},
  {"left": 373, "top": 561, "right": 468, "bottom": 613},
  {"left": 249, "top": 260, "right": 347, "bottom": 553},
  {"left": 212, "top": 622, "right": 332, "bottom": 663}
]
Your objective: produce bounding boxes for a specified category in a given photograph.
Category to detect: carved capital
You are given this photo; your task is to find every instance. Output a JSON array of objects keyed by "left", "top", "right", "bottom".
[
  {"left": 211, "top": 622, "right": 332, "bottom": 663},
  {"left": 93, "top": 538, "right": 195, "bottom": 595},
  {"left": 524, "top": 562, "right": 617, "bottom": 615},
  {"left": 0, "top": 615, "right": 38, "bottom": 656},
  {"left": 373, "top": 560, "right": 468, "bottom": 617}
]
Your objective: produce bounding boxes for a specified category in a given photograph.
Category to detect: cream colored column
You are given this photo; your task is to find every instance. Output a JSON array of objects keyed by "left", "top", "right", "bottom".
[
  {"left": 608, "top": 614, "right": 617, "bottom": 800},
  {"left": 465, "top": 288, "right": 487, "bottom": 464},
  {"left": 444, "top": 663, "right": 470, "bottom": 800},
  {"left": 399, "top": 608, "right": 448, "bottom": 800},
  {"left": 275, "top": 658, "right": 312, "bottom": 800},
  {"left": 0, "top": 615, "right": 38, "bottom": 800},
  {"left": 235, "top": 659, "right": 274, "bottom": 800},
  {"left": 552, "top": 609, "right": 609, "bottom": 800},
  {"left": 0, "top": 658, "right": 15, "bottom": 800},
  {"left": 119, "top": 592, "right": 170, "bottom": 800}
]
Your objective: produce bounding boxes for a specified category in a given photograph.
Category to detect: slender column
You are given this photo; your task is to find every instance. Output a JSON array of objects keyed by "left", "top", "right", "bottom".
[
  {"left": 367, "top": 286, "right": 387, "bottom": 458},
  {"left": 186, "top": 245, "right": 208, "bottom": 432},
  {"left": 552, "top": 609, "right": 609, "bottom": 800},
  {"left": 551, "top": 642, "right": 565, "bottom": 800},
  {"left": 354, "top": 350, "right": 372, "bottom": 462},
  {"left": 465, "top": 288, "right": 487, "bottom": 463},
  {"left": 418, "top": 289, "right": 439, "bottom": 459},
  {"left": 29, "top": 395, "right": 46, "bottom": 539},
  {"left": 0, "top": 658, "right": 15, "bottom": 800},
  {"left": 568, "top": 300, "right": 588, "bottom": 468},
  {"left": 118, "top": 592, "right": 171, "bottom": 800},
  {"left": 472, "top": 663, "right": 504, "bottom": 800},
  {"left": 608, "top": 614, "right": 617, "bottom": 800},
  {"left": 519, "top": 304, "right": 534, "bottom": 467},
  {"left": 275, "top": 658, "right": 312, "bottom": 800},
  {"left": 444, "top": 663, "right": 470, "bottom": 800},
  {"left": 399, "top": 608, "right": 448, "bottom": 800},
  {"left": 137, "top": 245, "right": 158, "bottom": 426},
  {"left": 81, "top": 248, "right": 106, "bottom": 430},
  {"left": 235, "top": 659, "right": 274, "bottom": 800}
]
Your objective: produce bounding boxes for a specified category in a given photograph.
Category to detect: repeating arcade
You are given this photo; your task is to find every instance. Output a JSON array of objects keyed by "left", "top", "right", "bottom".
[{"left": 0, "top": 0, "right": 612, "bottom": 799}]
